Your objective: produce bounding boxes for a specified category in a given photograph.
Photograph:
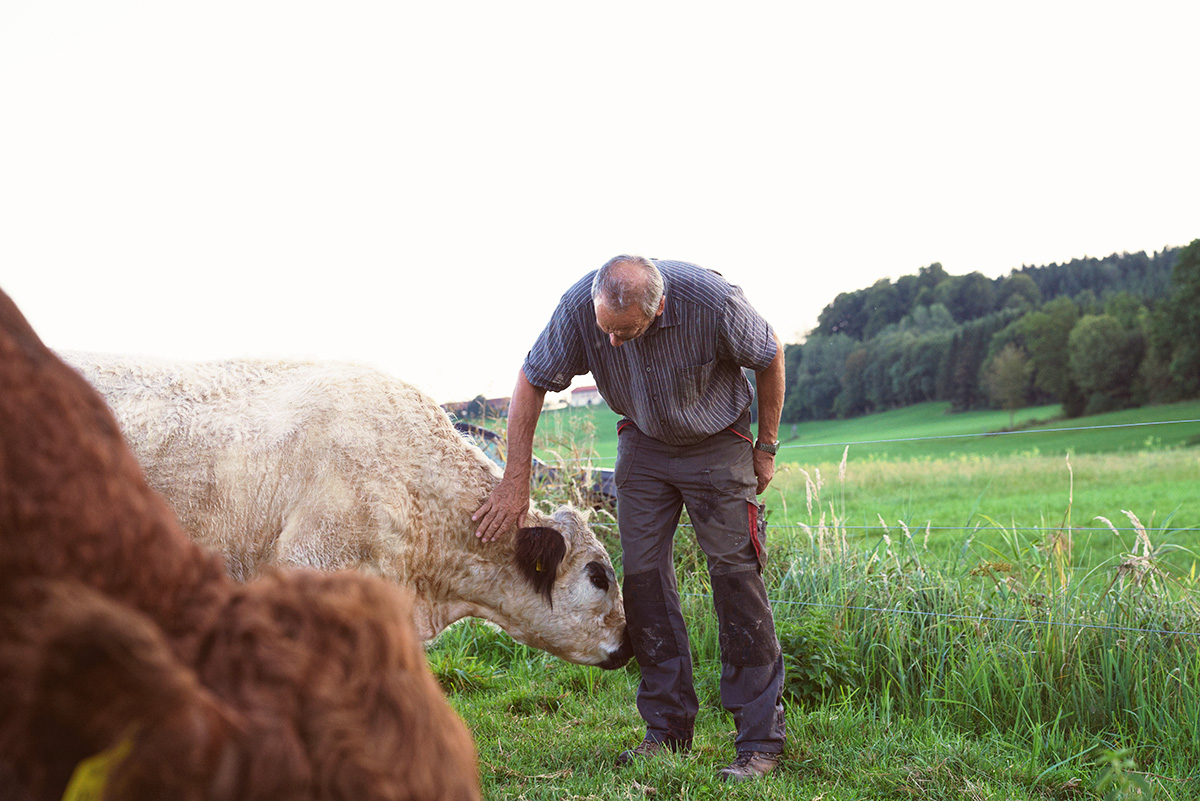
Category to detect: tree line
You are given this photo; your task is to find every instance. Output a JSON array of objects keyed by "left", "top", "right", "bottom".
[{"left": 782, "top": 240, "right": 1200, "bottom": 423}]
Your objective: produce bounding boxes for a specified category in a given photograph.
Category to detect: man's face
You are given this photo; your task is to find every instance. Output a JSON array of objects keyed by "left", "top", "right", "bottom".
[{"left": 595, "top": 297, "right": 664, "bottom": 348}]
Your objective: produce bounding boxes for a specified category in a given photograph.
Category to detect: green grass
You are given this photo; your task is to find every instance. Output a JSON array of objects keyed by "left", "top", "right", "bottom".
[
  {"left": 431, "top": 532, "right": 1200, "bottom": 798},
  {"left": 433, "top": 628, "right": 1120, "bottom": 800},
  {"left": 768, "top": 449, "right": 1200, "bottom": 578},
  {"left": 441, "top": 399, "right": 1200, "bottom": 799},
  {"left": 435, "top": 599, "right": 1200, "bottom": 799}
]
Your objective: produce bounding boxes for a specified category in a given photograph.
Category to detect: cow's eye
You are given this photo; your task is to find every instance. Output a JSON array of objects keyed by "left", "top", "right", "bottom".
[{"left": 585, "top": 560, "right": 610, "bottom": 592}]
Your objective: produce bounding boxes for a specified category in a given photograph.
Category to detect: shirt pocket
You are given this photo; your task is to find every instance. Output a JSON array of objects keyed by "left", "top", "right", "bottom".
[{"left": 674, "top": 358, "right": 715, "bottom": 407}]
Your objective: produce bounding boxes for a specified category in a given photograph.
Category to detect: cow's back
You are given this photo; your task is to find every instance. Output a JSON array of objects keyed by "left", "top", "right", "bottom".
[{"left": 63, "top": 354, "right": 501, "bottom": 580}]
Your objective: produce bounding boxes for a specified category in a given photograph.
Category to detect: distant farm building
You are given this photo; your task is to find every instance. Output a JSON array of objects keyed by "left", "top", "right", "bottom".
[
  {"left": 442, "top": 396, "right": 511, "bottom": 419},
  {"left": 569, "top": 385, "right": 602, "bottom": 407}
]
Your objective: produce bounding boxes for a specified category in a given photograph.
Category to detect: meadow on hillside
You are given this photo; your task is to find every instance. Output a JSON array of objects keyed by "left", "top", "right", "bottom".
[
  {"left": 518, "top": 400, "right": 1200, "bottom": 537},
  {"left": 527, "top": 398, "right": 1200, "bottom": 462}
]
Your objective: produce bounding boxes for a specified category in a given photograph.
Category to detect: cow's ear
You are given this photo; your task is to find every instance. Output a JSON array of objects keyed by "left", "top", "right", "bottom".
[
  {"left": 21, "top": 583, "right": 238, "bottom": 770},
  {"left": 514, "top": 526, "right": 566, "bottom": 606}
]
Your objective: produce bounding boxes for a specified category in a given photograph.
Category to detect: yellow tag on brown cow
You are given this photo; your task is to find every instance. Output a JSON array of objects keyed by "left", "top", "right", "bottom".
[{"left": 61, "top": 737, "right": 132, "bottom": 801}]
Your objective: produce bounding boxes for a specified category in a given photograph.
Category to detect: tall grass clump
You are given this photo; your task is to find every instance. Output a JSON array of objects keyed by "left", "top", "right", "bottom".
[
  {"left": 771, "top": 451, "right": 1200, "bottom": 776},
  {"left": 528, "top": 413, "right": 622, "bottom": 555}
]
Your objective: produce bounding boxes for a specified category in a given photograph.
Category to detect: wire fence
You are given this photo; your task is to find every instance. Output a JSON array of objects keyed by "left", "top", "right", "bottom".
[
  {"left": 543, "top": 413, "right": 1200, "bottom": 639},
  {"left": 539, "top": 415, "right": 1200, "bottom": 467},
  {"left": 774, "top": 417, "right": 1200, "bottom": 453},
  {"left": 537, "top": 414, "right": 1200, "bottom": 538},
  {"left": 675, "top": 522, "right": 1199, "bottom": 536}
]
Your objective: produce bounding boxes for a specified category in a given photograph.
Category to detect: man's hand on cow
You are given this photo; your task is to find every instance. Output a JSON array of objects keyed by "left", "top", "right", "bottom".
[
  {"left": 753, "top": 449, "right": 775, "bottom": 495},
  {"left": 473, "top": 478, "right": 529, "bottom": 542}
]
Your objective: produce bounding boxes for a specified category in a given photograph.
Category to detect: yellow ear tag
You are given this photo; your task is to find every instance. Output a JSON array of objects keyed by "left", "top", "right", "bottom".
[
  {"left": 535, "top": 558, "right": 543, "bottom": 572},
  {"left": 62, "top": 737, "right": 132, "bottom": 801}
]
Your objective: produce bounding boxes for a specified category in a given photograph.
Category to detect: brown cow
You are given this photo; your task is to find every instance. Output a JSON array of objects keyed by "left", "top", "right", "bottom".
[{"left": 0, "top": 287, "right": 481, "bottom": 801}]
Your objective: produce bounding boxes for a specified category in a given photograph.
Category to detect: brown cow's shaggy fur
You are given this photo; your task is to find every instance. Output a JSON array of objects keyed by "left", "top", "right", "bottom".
[{"left": 0, "top": 287, "right": 481, "bottom": 801}]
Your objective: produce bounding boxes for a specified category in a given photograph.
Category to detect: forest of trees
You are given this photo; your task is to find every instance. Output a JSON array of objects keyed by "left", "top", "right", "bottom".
[{"left": 781, "top": 240, "right": 1200, "bottom": 423}]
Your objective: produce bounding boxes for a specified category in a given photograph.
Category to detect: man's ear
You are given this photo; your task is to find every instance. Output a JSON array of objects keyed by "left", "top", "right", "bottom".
[{"left": 514, "top": 526, "right": 567, "bottom": 606}]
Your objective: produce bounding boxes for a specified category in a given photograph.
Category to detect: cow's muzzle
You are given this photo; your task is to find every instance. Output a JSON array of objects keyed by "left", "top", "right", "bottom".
[{"left": 597, "top": 629, "right": 634, "bottom": 670}]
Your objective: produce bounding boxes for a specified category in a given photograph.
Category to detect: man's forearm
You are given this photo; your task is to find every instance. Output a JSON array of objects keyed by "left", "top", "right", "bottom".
[
  {"left": 504, "top": 369, "right": 547, "bottom": 482},
  {"left": 755, "top": 334, "right": 785, "bottom": 442},
  {"left": 472, "top": 369, "right": 548, "bottom": 541}
]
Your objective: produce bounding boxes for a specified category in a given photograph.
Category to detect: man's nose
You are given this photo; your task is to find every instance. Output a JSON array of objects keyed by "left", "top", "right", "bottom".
[{"left": 610, "top": 333, "right": 624, "bottom": 347}]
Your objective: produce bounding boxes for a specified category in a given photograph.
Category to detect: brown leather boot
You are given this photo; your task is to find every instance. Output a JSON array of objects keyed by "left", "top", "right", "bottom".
[
  {"left": 615, "top": 735, "right": 691, "bottom": 766},
  {"left": 718, "top": 750, "right": 780, "bottom": 782}
]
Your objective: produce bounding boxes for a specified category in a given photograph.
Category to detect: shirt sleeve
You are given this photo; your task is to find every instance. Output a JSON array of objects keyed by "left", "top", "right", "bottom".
[
  {"left": 717, "top": 285, "right": 777, "bottom": 371},
  {"left": 522, "top": 293, "right": 590, "bottom": 392}
]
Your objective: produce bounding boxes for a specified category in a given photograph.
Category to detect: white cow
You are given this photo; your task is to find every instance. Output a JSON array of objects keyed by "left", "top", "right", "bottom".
[{"left": 63, "top": 352, "right": 631, "bottom": 669}]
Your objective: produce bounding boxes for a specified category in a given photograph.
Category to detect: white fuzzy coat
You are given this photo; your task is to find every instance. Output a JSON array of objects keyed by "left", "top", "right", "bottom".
[{"left": 64, "top": 353, "right": 628, "bottom": 667}]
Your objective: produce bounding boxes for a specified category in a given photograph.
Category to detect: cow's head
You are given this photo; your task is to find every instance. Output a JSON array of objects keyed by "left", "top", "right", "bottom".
[{"left": 506, "top": 506, "right": 631, "bottom": 669}]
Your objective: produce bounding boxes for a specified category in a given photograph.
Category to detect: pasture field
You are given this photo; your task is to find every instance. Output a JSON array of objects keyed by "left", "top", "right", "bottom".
[
  {"left": 527, "top": 398, "right": 1200, "bottom": 463},
  {"left": 770, "top": 448, "right": 1200, "bottom": 578},
  {"left": 525, "top": 399, "right": 1200, "bottom": 575},
  {"left": 440, "top": 400, "right": 1200, "bottom": 799}
]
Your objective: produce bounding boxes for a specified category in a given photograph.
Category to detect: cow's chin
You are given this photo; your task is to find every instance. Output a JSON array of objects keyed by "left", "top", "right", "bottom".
[
  {"left": 597, "top": 650, "right": 632, "bottom": 671},
  {"left": 518, "top": 635, "right": 632, "bottom": 670},
  {"left": 596, "top": 632, "right": 634, "bottom": 670}
]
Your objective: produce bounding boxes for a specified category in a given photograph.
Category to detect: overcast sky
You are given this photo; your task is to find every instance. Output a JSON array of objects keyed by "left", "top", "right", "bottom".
[{"left": 2, "top": 1, "right": 1196, "bottom": 403}]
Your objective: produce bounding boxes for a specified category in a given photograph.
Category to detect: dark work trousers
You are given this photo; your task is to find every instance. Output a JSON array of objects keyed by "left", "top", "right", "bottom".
[{"left": 615, "top": 417, "right": 786, "bottom": 755}]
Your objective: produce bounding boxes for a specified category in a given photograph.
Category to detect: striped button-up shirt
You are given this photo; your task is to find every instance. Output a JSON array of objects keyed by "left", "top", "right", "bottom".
[{"left": 523, "top": 260, "right": 777, "bottom": 446}]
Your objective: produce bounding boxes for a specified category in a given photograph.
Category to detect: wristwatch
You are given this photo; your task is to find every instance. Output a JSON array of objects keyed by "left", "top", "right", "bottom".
[{"left": 753, "top": 439, "right": 779, "bottom": 455}]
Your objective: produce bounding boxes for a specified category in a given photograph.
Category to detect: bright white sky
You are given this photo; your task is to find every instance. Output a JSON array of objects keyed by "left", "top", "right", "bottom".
[{"left": 2, "top": 1, "right": 1196, "bottom": 403}]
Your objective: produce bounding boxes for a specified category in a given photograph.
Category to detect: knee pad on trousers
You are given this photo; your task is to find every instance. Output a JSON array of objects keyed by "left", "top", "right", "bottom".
[
  {"left": 623, "top": 571, "right": 681, "bottom": 666},
  {"left": 711, "top": 569, "right": 780, "bottom": 667}
]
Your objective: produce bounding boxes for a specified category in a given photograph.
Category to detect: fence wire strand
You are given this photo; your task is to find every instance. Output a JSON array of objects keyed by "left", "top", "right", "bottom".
[
  {"left": 519, "top": 412, "right": 1200, "bottom": 640},
  {"left": 677, "top": 522, "right": 1199, "bottom": 535},
  {"left": 539, "top": 415, "right": 1200, "bottom": 540},
  {"left": 542, "top": 415, "right": 1200, "bottom": 467},
  {"left": 777, "top": 417, "right": 1200, "bottom": 452}
]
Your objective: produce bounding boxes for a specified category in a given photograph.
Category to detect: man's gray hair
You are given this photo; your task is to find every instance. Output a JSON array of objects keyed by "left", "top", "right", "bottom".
[{"left": 591, "top": 255, "right": 665, "bottom": 318}]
